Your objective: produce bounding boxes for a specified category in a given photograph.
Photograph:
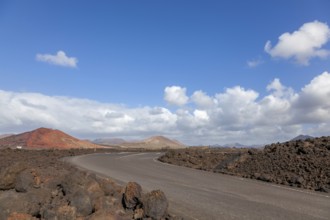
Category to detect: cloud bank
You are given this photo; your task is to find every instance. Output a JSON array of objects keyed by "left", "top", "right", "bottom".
[
  {"left": 1, "top": 71, "right": 330, "bottom": 145},
  {"left": 265, "top": 21, "right": 330, "bottom": 65},
  {"left": 36, "top": 50, "right": 78, "bottom": 68}
]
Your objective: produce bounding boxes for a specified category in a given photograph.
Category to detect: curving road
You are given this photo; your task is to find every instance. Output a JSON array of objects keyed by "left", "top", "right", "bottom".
[{"left": 68, "top": 152, "right": 330, "bottom": 220}]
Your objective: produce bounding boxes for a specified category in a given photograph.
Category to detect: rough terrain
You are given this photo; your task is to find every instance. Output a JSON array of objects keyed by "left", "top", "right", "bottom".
[
  {"left": 159, "top": 136, "right": 330, "bottom": 193},
  {"left": 0, "top": 149, "right": 179, "bottom": 220}
]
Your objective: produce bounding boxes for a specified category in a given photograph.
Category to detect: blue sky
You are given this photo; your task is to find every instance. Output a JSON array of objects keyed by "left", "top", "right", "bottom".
[{"left": 1, "top": 0, "right": 330, "bottom": 145}]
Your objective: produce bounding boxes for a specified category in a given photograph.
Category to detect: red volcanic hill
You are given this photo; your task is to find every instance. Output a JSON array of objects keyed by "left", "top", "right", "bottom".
[{"left": 0, "top": 127, "right": 102, "bottom": 149}]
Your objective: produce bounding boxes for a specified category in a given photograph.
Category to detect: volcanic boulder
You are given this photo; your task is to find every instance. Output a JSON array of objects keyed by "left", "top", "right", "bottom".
[
  {"left": 0, "top": 162, "right": 27, "bottom": 190},
  {"left": 143, "top": 190, "right": 169, "bottom": 219},
  {"left": 123, "top": 182, "right": 143, "bottom": 210},
  {"left": 15, "top": 169, "right": 35, "bottom": 192}
]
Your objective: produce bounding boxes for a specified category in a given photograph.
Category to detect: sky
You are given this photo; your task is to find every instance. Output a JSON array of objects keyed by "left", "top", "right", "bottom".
[{"left": 1, "top": 0, "right": 330, "bottom": 145}]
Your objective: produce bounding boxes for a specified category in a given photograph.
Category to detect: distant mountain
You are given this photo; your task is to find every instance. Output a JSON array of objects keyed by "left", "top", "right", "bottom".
[
  {"left": 211, "top": 143, "right": 262, "bottom": 148},
  {"left": 0, "top": 134, "right": 14, "bottom": 139},
  {"left": 0, "top": 127, "right": 102, "bottom": 149},
  {"left": 290, "top": 135, "right": 314, "bottom": 141},
  {"left": 222, "top": 143, "right": 248, "bottom": 148},
  {"left": 93, "top": 138, "right": 127, "bottom": 146},
  {"left": 120, "top": 136, "right": 186, "bottom": 150}
]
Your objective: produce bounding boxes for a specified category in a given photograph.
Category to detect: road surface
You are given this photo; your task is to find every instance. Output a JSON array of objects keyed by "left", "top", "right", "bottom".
[{"left": 68, "top": 152, "right": 330, "bottom": 220}]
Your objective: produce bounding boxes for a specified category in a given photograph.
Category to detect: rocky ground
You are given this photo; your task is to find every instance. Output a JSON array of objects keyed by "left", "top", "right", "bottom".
[
  {"left": 159, "top": 136, "right": 330, "bottom": 193},
  {"left": 0, "top": 149, "right": 181, "bottom": 220}
]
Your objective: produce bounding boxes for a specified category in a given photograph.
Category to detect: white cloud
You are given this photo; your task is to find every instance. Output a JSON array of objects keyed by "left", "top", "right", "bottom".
[
  {"left": 216, "top": 86, "right": 259, "bottom": 107},
  {"left": 1, "top": 71, "right": 330, "bottom": 145},
  {"left": 258, "top": 80, "right": 294, "bottom": 126},
  {"left": 193, "top": 110, "right": 209, "bottom": 121},
  {"left": 266, "top": 78, "right": 295, "bottom": 98},
  {"left": 0, "top": 91, "right": 176, "bottom": 138},
  {"left": 300, "top": 71, "right": 330, "bottom": 105},
  {"left": 164, "top": 86, "right": 189, "bottom": 106},
  {"left": 191, "top": 90, "right": 214, "bottom": 108},
  {"left": 292, "top": 71, "right": 330, "bottom": 123},
  {"left": 265, "top": 21, "right": 330, "bottom": 65},
  {"left": 213, "top": 86, "right": 260, "bottom": 130},
  {"left": 36, "top": 50, "right": 78, "bottom": 68},
  {"left": 247, "top": 58, "right": 263, "bottom": 68}
]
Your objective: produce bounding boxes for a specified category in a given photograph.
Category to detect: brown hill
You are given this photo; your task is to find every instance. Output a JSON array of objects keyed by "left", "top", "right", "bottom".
[
  {"left": 120, "top": 136, "right": 186, "bottom": 150},
  {"left": 93, "top": 138, "right": 127, "bottom": 146},
  {"left": 0, "top": 127, "right": 102, "bottom": 149}
]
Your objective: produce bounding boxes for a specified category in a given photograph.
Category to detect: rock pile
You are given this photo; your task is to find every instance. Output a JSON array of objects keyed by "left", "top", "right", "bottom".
[
  {"left": 159, "top": 147, "right": 247, "bottom": 172},
  {"left": 122, "top": 182, "right": 169, "bottom": 220},
  {"left": 0, "top": 162, "right": 124, "bottom": 219},
  {"left": 0, "top": 149, "right": 179, "bottom": 220},
  {"left": 225, "top": 137, "right": 330, "bottom": 192},
  {"left": 159, "top": 136, "right": 330, "bottom": 193}
]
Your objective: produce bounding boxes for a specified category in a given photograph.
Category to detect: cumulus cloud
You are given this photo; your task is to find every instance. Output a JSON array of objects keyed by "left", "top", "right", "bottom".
[
  {"left": 266, "top": 78, "right": 295, "bottom": 98},
  {"left": 1, "top": 71, "right": 330, "bottom": 145},
  {"left": 265, "top": 21, "right": 330, "bottom": 65},
  {"left": 164, "top": 86, "right": 189, "bottom": 106},
  {"left": 292, "top": 72, "right": 330, "bottom": 123},
  {"left": 191, "top": 90, "right": 214, "bottom": 108},
  {"left": 193, "top": 110, "right": 209, "bottom": 121},
  {"left": 176, "top": 72, "right": 330, "bottom": 144},
  {"left": 36, "top": 50, "right": 78, "bottom": 68},
  {"left": 300, "top": 71, "right": 330, "bottom": 106},
  {"left": 211, "top": 86, "right": 260, "bottom": 130},
  {"left": 0, "top": 90, "right": 176, "bottom": 138}
]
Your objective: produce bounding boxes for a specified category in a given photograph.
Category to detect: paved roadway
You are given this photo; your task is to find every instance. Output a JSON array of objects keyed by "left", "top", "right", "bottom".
[{"left": 68, "top": 152, "right": 330, "bottom": 220}]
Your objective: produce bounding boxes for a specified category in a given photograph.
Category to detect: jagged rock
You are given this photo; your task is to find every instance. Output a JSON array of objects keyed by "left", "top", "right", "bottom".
[
  {"left": 0, "top": 191, "right": 25, "bottom": 219},
  {"left": 123, "top": 182, "right": 142, "bottom": 210},
  {"left": 43, "top": 205, "right": 77, "bottom": 220},
  {"left": 0, "top": 162, "right": 26, "bottom": 190},
  {"left": 15, "top": 169, "right": 34, "bottom": 192},
  {"left": 257, "top": 174, "right": 272, "bottom": 182},
  {"left": 317, "top": 186, "right": 329, "bottom": 193},
  {"left": 143, "top": 190, "right": 168, "bottom": 219},
  {"left": 87, "top": 210, "right": 125, "bottom": 220},
  {"left": 62, "top": 170, "right": 104, "bottom": 197},
  {"left": 7, "top": 212, "right": 38, "bottom": 220},
  {"left": 167, "top": 214, "right": 184, "bottom": 220},
  {"left": 69, "top": 189, "right": 93, "bottom": 217},
  {"left": 0, "top": 188, "right": 50, "bottom": 219},
  {"left": 86, "top": 179, "right": 104, "bottom": 202},
  {"left": 96, "top": 178, "right": 120, "bottom": 197},
  {"left": 61, "top": 170, "right": 88, "bottom": 195},
  {"left": 94, "top": 196, "right": 120, "bottom": 213},
  {"left": 133, "top": 208, "right": 144, "bottom": 219},
  {"left": 26, "top": 189, "right": 52, "bottom": 216},
  {"left": 31, "top": 169, "right": 41, "bottom": 188}
]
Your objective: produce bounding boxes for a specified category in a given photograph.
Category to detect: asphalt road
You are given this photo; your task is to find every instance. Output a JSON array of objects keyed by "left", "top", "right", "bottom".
[{"left": 69, "top": 152, "right": 330, "bottom": 220}]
